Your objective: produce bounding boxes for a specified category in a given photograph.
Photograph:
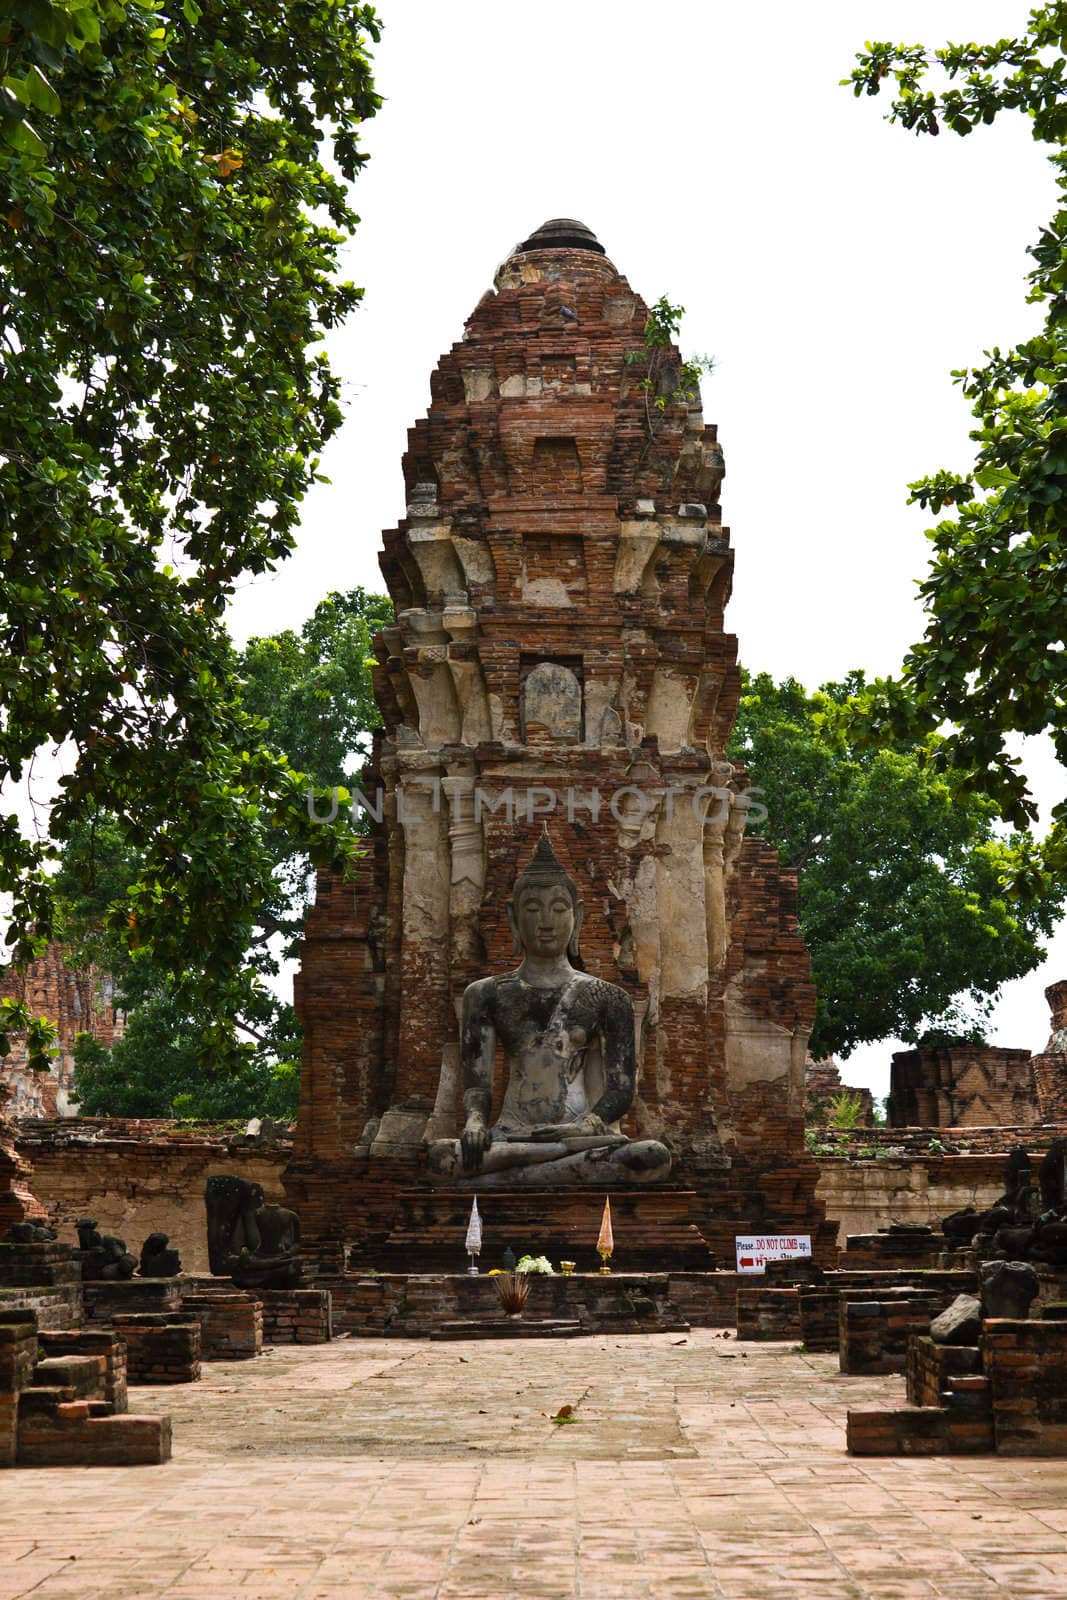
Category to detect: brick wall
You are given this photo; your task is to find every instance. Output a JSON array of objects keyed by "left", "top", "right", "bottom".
[
  {"left": 983, "top": 1318, "right": 1067, "bottom": 1455},
  {"left": 736, "top": 1286, "right": 801, "bottom": 1341},
  {"left": 839, "top": 1291, "right": 942, "bottom": 1375},
  {"left": 259, "top": 1289, "right": 332, "bottom": 1345},
  {"left": 15, "top": 1119, "right": 290, "bottom": 1272},
  {"left": 1030, "top": 981, "right": 1067, "bottom": 1121},
  {"left": 813, "top": 1144, "right": 1065, "bottom": 1245}
]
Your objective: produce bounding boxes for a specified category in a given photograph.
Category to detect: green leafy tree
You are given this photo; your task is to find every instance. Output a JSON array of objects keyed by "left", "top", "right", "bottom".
[
  {"left": 71, "top": 998, "right": 300, "bottom": 1118},
  {"left": 239, "top": 587, "right": 394, "bottom": 792},
  {"left": 0, "top": 0, "right": 380, "bottom": 1065},
  {"left": 730, "top": 671, "right": 1063, "bottom": 1057},
  {"left": 843, "top": 11, "right": 1067, "bottom": 887},
  {"left": 62, "top": 588, "right": 391, "bottom": 1115}
]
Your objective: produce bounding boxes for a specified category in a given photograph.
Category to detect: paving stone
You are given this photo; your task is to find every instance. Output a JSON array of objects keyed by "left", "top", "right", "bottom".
[{"left": 1, "top": 1332, "right": 1067, "bottom": 1597}]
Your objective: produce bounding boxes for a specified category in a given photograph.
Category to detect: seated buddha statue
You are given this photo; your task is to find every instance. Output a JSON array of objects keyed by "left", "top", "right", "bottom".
[{"left": 426, "top": 829, "right": 671, "bottom": 1189}]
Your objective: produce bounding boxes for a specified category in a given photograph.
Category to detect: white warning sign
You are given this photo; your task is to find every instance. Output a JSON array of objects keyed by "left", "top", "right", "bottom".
[{"left": 735, "top": 1234, "right": 812, "bottom": 1274}]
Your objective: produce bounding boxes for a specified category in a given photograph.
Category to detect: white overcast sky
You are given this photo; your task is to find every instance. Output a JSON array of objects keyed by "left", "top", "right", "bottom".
[{"left": 228, "top": 0, "right": 1065, "bottom": 1098}]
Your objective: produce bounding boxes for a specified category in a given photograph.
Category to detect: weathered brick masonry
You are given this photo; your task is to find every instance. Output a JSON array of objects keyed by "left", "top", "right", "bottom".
[
  {"left": 15, "top": 1118, "right": 291, "bottom": 1272},
  {"left": 290, "top": 219, "right": 833, "bottom": 1265},
  {"left": 0, "top": 942, "right": 123, "bottom": 1117},
  {"left": 886, "top": 984, "right": 1067, "bottom": 1128}
]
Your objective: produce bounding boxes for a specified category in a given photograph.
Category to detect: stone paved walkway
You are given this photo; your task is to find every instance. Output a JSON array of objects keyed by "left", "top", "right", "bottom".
[{"left": 2, "top": 1328, "right": 1067, "bottom": 1599}]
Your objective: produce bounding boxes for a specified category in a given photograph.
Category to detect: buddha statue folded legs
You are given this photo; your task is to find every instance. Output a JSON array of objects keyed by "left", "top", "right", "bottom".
[{"left": 425, "top": 829, "right": 671, "bottom": 1190}]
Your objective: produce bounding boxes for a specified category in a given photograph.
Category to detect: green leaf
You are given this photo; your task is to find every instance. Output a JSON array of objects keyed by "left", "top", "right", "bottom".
[{"left": 6, "top": 115, "right": 46, "bottom": 156}]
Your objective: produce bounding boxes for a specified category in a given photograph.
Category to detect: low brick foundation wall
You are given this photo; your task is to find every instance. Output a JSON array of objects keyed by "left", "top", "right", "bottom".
[
  {"left": 848, "top": 1319, "right": 1067, "bottom": 1457},
  {"left": 82, "top": 1278, "right": 182, "bottom": 1323},
  {"left": 658, "top": 1273, "right": 743, "bottom": 1326},
  {"left": 326, "top": 1272, "right": 710, "bottom": 1337},
  {"left": 259, "top": 1289, "right": 332, "bottom": 1345},
  {"left": 840, "top": 1291, "right": 941, "bottom": 1375},
  {"left": 112, "top": 1315, "right": 201, "bottom": 1384},
  {"left": 0, "top": 1284, "right": 82, "bottom": 1330},
  {"left": 0, "top": 1240, "right": 81, "bottom": 1289},
  {"left": 797, "top": 1269, "right": 978, "bottom": 1355},
  {"left": 0, "top": 1313, "right": 37, "bottom": 1466},
  {"left": 736, "top": 1288, "right": 801, "bottom": 1342},
  {"left": 840, "top": 1232, "right": 945, "bottom": 1270},
  {"left": 2, "top": 1310, "right": 171, "bottom": 1468},
  {"left": 17, "top": 1400, "right": 172, "bottom": 1467},
  {"left": 846, "top": 1395, "right": 993, "bottom": 1456},
  {"left": 180, "top": 1292, "right": 262, "bottom": 1359},
  {"left": 797, "top": 1288, "right": 840, "bottom": 1352},
  {"left": 983, "top": 1319, "right": 1067, "bottom": 1455}
]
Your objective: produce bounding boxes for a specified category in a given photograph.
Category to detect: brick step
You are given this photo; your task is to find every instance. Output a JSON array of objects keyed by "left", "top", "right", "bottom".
[
  {"left": 431, "top": 1318, "right": 586, "bottom": 1339},
  {"left": 847, "top": 1402, "right": 994, "bottom": 1456},
  {"left": 17, "top": 1408, "right": 172, "bottom": 1466},
  {"left": 31, "top": 1355, "right": 106, "bottom": 1400}
]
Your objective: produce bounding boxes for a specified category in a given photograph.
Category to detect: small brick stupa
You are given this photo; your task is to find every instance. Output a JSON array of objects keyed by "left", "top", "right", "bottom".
[{"left": 289, "top": 220, "right": 834, "bottom": 1268}]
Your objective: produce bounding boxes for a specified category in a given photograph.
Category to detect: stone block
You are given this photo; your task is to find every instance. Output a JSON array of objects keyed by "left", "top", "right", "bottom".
[
  {"left": 180, "top": 1291, "right": 262, "bottom": 1359},
  {"left": 930, "top": 1295, "right": 982, "bottom": 1346}
]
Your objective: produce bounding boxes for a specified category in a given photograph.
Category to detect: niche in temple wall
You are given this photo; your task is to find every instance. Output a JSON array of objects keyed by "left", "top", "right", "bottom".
[{"left": 521, "top": 658, "right": 583, "bottom": 743}]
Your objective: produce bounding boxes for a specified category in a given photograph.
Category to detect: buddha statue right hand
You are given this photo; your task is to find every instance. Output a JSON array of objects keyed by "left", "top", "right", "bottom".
[{"left": 460, "top": 1120, "right": 492, "bottom": 1174}]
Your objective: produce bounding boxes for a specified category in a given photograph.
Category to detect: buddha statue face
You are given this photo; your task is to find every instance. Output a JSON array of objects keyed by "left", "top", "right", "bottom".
[
  {"left": 513, "top": 883, "right": 578, "bottom": 960},
  {"left": 506, "top": 828, "right": 584, "bottom": 963}
]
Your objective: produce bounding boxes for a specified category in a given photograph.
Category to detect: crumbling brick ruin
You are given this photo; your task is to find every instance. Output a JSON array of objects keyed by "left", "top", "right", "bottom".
[
  {"left": 0, "top": 943, "right": 123, "bottom": 1118},
  {"left": 887, "top": 987, "right": 1067, "bottom": 1129},
  {"left": 887, "top": 1044, "right": 1039, "bottom": 1128},
  {"left": 1030, "top": 980, "right": 1067, "bottom": 1122},
  {"left": 289, "top": 218, "right": 834, "bottom": 1267},
  {"left": 806, "top": 1056, "right": 876, "bottom": 1126}
]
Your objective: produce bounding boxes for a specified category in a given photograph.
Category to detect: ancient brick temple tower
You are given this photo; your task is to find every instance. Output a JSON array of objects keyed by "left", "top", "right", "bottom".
[{"left": 289, "top": 219, "right": 833, "bottom": 1266}]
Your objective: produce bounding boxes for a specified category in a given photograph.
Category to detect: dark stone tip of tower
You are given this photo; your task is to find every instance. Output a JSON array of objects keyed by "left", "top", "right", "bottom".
[{"left": 514, "top": 218, "right": 606, "bottom": 256}]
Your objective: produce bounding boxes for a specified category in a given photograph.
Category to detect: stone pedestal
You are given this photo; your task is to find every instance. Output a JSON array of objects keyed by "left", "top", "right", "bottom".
[
  {"left": 259, "top": 1288, "right": 332, "bottom": 1345},
  {"left": 111, "top": 1315, "right": 201, "bottom": 1384},
  {"left": 377, "top": 1188, "right": 714, "bottom": 1274},
  {"left": 179, "top": 1291, "right": 262, "bottom": 1360}
]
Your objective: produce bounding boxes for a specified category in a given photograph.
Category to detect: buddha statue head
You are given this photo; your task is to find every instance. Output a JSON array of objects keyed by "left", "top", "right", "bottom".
[{"left": 507, "top": 827, "right": 584, "bottom": 964}]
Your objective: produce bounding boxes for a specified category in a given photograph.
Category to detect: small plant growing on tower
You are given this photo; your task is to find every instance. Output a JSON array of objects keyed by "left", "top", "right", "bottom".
[{"left": 625, "top": 297, "right": 715, "bottom": 437}]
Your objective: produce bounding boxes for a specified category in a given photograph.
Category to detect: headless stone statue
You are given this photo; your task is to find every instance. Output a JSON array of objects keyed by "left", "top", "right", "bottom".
[
  {"left": 75, "top": 1217, "right": 136, "bottom": 1280},
  {"left": 204, "top": 1176, "right": 303, "bottom": 1288},
  {"left": 427, "top": 829, "right": 671, "bottom": 1190},
  {"left": 138, "top": 1232, "right": 181, "bottom": 1278}
]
